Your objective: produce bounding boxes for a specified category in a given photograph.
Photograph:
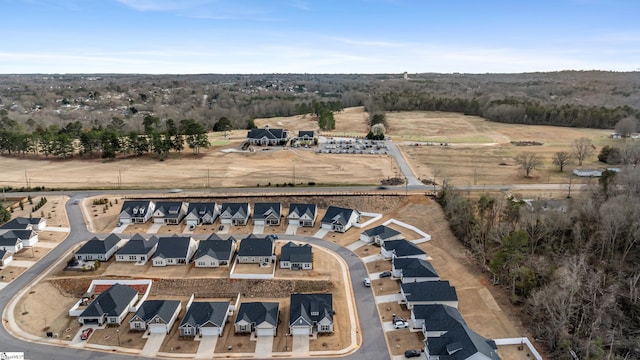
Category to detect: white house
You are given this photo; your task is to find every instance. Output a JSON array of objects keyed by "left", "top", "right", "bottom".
[
  {"left": 219, "top": 203, "right": 251, "bottom": 226},
  {"left": 289, "top": 293, "right": 333, "bottom": 335},
  {"left": 115, "top": 234, "right": 158, "bottom": 264},
  {"left": 118, "top": 200, "right": 155, "bottom": 224},
  {"left": 129, "top": 300, "right": 181, "bottom": 334},
  {"left": 78, "top": 284, "right": 139, "bottom": 325},
  {"left": 360, "top": 225, "right": 402, "bottom": 244},
  {"left": 179, "top": 301, "right": 231, "bottom": 337},
  {"left": 400, "top": 280, "right": 458, "bottom": 309},
  {"left": 193, "top": 235, "right": 236, "bottom": 268},
  {"left": 320, "top": 206, "right": 360, "bottom": 233},
  {"left": 152, "top": 236, "right": 197, "bottom": 266},
  {"left": 75, "top": 234, "right": 122, "bottom": 262},
  {"left": 235, "top": 302, "right": 279, "bottom": 337},
  {"left": 287, "top": 203, "right": 317, "bottom": 227},
  {"left": 184, "top": 202, "right": 219, "bottom": 227}
]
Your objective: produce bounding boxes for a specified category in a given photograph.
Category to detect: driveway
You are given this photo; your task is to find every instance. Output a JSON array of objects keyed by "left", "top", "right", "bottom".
[
  {"left": 285, "top": 224, "right": 298, "bottom": 235},
  {"left": 42, "top": 226, "right": 71, "bottom": 232},
  {"left": 291, "top": 334, "right": 309, "bottom": 356},
  {"left": 375, "top": 294, "right": 402, "bottom": 304},
  {"left": 140, "top": 333, "right": 165, "bottom": 357},
  {"left": 147, "top": 223, "right": 162, "bottom": 234},
  {"left": 313, "top": 229, "right": 329, "bottom": 238},
  {"left": 195, "top": 336, "right": 218, "bottom": 359},
  {"left": 255, "top": 336, "right": 273, "bottom": 357},
  {"left": 347, "top": 241, "right": 365, "bottom": 251},
  {"left": 252, "top": 224, "right": 264, "bottom": 234},
  {"left": 112, "top": 223, "right": 129, "bottom": 234}
]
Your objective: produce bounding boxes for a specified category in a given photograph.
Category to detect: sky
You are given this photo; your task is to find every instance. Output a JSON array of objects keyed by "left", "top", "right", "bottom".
[{"left": 1, "top": 0, "right": 639, "bottom": 74}]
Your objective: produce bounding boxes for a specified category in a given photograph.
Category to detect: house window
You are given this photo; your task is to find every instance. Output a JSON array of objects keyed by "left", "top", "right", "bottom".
[
  {"left": 129, "top": 255, "right": 137, "bottom": 260},
  {"left": 320, "top": 325, "right": 330, "bottom": 332},
  {"left": 198, "top": 261, "right": 205, "bottom": 266},
  {"left": 134, "top": 322, "right": 141, "bottom": 329},
  {"left": 183, "top": 328, "right": 192, "bottom": 335},
  {"left": 304, "top": 263, "right": 310, "bottom": 268}
]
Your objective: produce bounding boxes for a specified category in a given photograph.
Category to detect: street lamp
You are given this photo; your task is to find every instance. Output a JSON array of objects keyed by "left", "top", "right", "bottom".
[
  {"left": 116, "top": 329, "right": 121, "bottom": 347},
  {"left": 285, "top": 333, "right": 289, "bottom": 352}
]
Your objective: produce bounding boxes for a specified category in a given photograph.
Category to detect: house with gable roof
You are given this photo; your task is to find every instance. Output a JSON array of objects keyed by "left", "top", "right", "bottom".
[
  {"left": 289, "top": 293, "right": 333, "bottom": 335},
  {"left": 360, "top": 225, "right": 403, "bottom": 244},
  {"left": 0, "top": 249, "right": 14, "bottom": 267},
  {"left": 179, "top": 300, "right": 231, "bottom": 337},
  {"left": 153, "top": 201, "right": 188, "bottom": 225},
  {"left": 118, "top": 200, "right": 155, "bottom": 224},
  {"left": 279, "top": 242, "right": 313, "bottom": 270},
  {"left": 75, "top": 234, "right": 122, "bottom": 261},
  {"left": 152, "top": 236, "right": 197, "bottom": 266},
  {"left": 253, "top": 202, "right": 282, "bottom": 226},
  {"left": 185, "top": 202, "right": 219, "bottom": 227},
  {"left": 129, "top": 300, "right": 181, "bottom": 334},
  {"left": 392, "top": 257, "right": 439, "bottom": 283},
  {"left": 0, "top": 232, "right": 24, "bottom": 253},
  {"left": 0, "top": 229, "right": 38, "bottom": 248},
  {"left": 381, "top": 239, "right": 426, "bottom": 260},
  {"left": 235, "top": 302, "right": 279, "bottom": 336},
  {"left": 400, "top": 280, "right": 458, "bottom": 309},
  {"left": 320, "top": 206, "right": 360, "bottom": 233},
  {"left": 297, "top": 130, "right": 315, "bottom": 142},
  {"left": 246, "top": 126, "right": 289, "bottom": 146},
  {"left": 287, "top": 203, "right": 317, "bottom": 227},
  {"left": 0, "top": 216, "right": 46, "bottom": 231},
  {"left": 193, "top": 234, "right": 236, "bottom": 267},
  {"left": 219, "top": 203, "right": 251, "bottom": 226},
  {"left": 78, "top": 283, "right": 139, "bottom": 325},
  {"left": 237, "top": 235, "right": 275, "bottom": 264},
  {"left": 115, "top": 234, "right": 158, "bottom": 264}
]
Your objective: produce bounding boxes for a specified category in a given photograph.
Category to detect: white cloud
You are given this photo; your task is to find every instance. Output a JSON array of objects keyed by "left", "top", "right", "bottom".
[{"left": 115, "top": 0, "right": 215, "bottom": 12}]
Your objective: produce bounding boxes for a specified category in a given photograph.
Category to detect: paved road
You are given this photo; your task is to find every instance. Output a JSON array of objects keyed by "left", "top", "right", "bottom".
[{"left": 386, "top": 142, "right": 422, "bottom": 186}]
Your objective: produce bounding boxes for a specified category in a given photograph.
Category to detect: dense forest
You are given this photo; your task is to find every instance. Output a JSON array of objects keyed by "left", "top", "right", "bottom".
[{"left": 438, "top": 170, "right": 640, "bottom": 360}]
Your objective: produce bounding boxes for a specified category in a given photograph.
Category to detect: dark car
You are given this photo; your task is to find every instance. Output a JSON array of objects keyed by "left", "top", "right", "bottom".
[
  {"left": 80, "top": 328, "right": 93, "bottom": 340},
  {"left": 404, "top": 349, "right": 421, "bottom": 358},
  {"left": 379, "top": 271, "right": 392, "bottom": 278}
]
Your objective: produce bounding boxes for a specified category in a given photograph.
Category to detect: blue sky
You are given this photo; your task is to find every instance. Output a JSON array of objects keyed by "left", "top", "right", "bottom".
[{"left": 1, "top": 0, "right": 639, "bottom": 74}]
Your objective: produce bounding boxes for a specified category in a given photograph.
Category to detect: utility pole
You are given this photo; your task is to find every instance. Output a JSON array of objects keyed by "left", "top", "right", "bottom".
[
  {"left": 473, "top": 167, "right": 477, "bottom": 186},
  {"left": 25, "top": 169, "right": 30, "bottom": 188},
  {"left": 567, "top": 173, "right": 573, "bottom": 198},
  {"left": 207, "top": 169, "right": 210, "bottom": 188},
  {"left": 293, "top": 165, "right": 296, "bottom": 185}
]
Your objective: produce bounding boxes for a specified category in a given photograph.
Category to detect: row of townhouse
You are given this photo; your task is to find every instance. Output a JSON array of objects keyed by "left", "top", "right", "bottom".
[
  {"left": 367, "top": 226, "right": 501, "bottom": 359},
  {"left": 0, "top": 216, "right": 47, "bottom": 266},
  {"left": 74, "top": 234, "right": 314, "bottom": 270},
  {"left": 77, "top": 283, "right": 332, "bottom": 337},
  {"left": 119, "top": 200, "right": 360, "bottom": 233}
]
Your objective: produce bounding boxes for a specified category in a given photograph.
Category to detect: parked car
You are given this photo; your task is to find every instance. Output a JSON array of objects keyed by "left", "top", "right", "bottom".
[
  {"left": 80, "top": 328, "right": 93, "bottom": 340},
  {"left": 363, "top": 278, "right": 371, "bottom": 287},
  {"left": 404, "top": 349, "right": 421, "bottom": 358},
  {"left": 394, "top": 320, "right": 409, "bottom": 329},
  {"left": 379, "top": 271, "right": 392, "bottom": 278}
]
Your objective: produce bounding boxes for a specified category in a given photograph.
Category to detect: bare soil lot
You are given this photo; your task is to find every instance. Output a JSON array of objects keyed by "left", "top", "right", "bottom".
[
  {"left": 87, "top": 322, "right": 146, "bottom": 350},
  {"left": 386, "top": 329, "right": 425, "bottom": 356}
]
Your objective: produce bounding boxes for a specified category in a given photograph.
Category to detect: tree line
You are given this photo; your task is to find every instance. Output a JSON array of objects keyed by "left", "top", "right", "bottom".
[{"left": 437, "top": 170, "right": 640, "bottom": 359}]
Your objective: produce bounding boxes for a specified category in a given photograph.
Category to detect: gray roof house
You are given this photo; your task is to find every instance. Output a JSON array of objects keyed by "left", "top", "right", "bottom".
[
  {"left": 115, "top": 234, "right": 158, "bottom": 264},
  {"left": 247, "top": 126, "right": 289, "bottom": 146},
  {"left": 287, "top": 203, "right": 317, "bottom": 227},
  {"left": 0, "top": 229, "right": 38, "bottom": 249},
  {"left": 392, "top": 257, "right": 439, "bottom": 283},
  {"left": 237, "top": 235, "right": 275, "bottom": 264},
  {"left": 297, "top": 130, "right": 315, "bottom": 141},
  {"left": 0, "top": 216, "right": 46, "bottom": 231},
  {"left": 289, "top": 293, "right": 333, "bottom": 335},
  {"left": 118, "top": 200, "right": 155, "bottom": 224},
  {"left": 280, "top": 242, "right": 313, "bottom": 270},
  {"left": 0, "top": 231, "right": 24, "bottom": 253},
  {"left": 235, "top": 302, "right": 279, "bottom": 337},
  {"left": 185, "top": 202, "right": 219, "bottom": 227},
  {"left": 193, "top": 236, "right": 237, "bottom": 267},
  {"left": 129, "top": 300, "right": 181, "bottom": 334},
  {"left": 320, "top": 206, "right": 360, "bottom": 233},
  {"left": 359, "top": 225, "right": 402, "bottom": 245},
  {"left": 412, "top": 305, "right": 500, "bottom": 360},
  {"left": 0, "top": 249, "right": 14, "bottom": 267},
  {"left": 381, "top": 239, "right": 426, "bottom": 260},
  {"left": 400, "top": 280, "right": 458, "bottom": 309},
  {"left": 252, "top": 202, "right": 282, "bottom": 226},
  {"left": 152, "top": 236, "right": 197, "bottom": 266},
  {"left": 75, "top": 234, "right": 122, "bottom": 262},
  {"left": 153, "top": 201, "right": 188, "bottom": 225},
  {"left": 179, "top": 301, "right": 231, "bottom": 337},
  {"left": 78, "top": 284, "right": 139, "bottom": 325},
  {"left": 219, "top": 203, "right": 251, "bottom": 226}
]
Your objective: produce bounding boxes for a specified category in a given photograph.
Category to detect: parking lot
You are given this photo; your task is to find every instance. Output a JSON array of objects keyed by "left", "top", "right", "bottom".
[{"left": 317, "top": 138, "right": 390, "bottom": 155}]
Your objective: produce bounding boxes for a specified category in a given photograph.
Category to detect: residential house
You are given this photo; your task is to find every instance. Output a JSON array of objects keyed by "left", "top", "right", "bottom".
[
  {"left": 392, "top": 257, "right": 439, "bottom": 283},
  {"left": 129, "top": 300, "right": 181, "bottom": 334},
  {"left": 0, "top": 229, "right": 38, "bottom": 248},
  {"left": 115, "top": 234, "right": 158, "bottom": 264},
  {"left": 413, "top": 305, "right": 500, "bottom": 360},
  {"left": 193, "top": 235, "right": 236, "bottom": 267},
  {"left": 252, "top": 202, "right": 282, "bottom": 226},
  {"left": 75, "top": 234, "right": 122, "bottom": 261},
  {"left": 246, "top": 126, "right": 289, "bottom": 146},
  {"left": 0, "top": 249, "right": 13, "bottom": 267},
  {"left": 381, "top": 239, "right": 426, "bottom": 260},
  {"left": 279, "top": 242, "right": 313, "bottom": 270},
  {"left": 78, "top": 284, "right": 138, "bottom": 325},
  {"left": 237, "top": 235, "right": 275, "bottom": 265},
  {"left": 152, "top": 236, "right": 197, "bottom": 266},
  {"left": 400, "top": 280, "right": 458, "bottom": 309},
  {"left": 234, "top": 302, "right": 279, "bottom": 336},
  {"left": 320, "top": 206, "right": 360, "bottom": 233},
  {"left": 287, "top": 203, "right": 317, "bottom": 227},
  {"left": 297, "top": 130, "right": 315, "bottom": 142},
  {"left": 219, "top": 203, "right": 251, "bottom": 226},
  {"left": 153, "top": 201, "right": 188, "bottom": 225},
  {"left": 0, "top": 232, "right": 23, "bottom": 253},
  {"left": 185, "top": 202, "right": 219, "bottom": 227},
  {"left": 359, "top": 225, "right": 403, "bottom": 245},
  {"left": 179, "top": 301, "right": 231, "bottom": 337},
  {"left": 289, "top": 293, "right": 333, "bottom": 335},
  {"left": 118, "top": 200, "right": 155, "bottom": 224},
  {"left": 0, "top": 216, "right": 46, "bottom": 231}
]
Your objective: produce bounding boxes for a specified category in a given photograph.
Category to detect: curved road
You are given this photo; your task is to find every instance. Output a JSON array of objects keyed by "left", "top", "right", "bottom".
[{"left": 0, "top": 195, "right": 391, "bottom": 360}]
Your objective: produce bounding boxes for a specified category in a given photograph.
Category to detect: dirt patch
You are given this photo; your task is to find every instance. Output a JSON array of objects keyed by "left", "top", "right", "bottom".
[
  {"left": 371, "top": 277, "right": 400, "bottom": 296},
  {"left": 5, "top": 195, "right": 70, "bottom": 228},
  {"left": 14, "top": 281, "right": 80, "bottom": 338},
  {"left": 366, "top": 259, "right": 392, "bottom": 273},
  {"left": 377, "top": 302, "right": 411, "bottom": 324},
  {"left": 87, "top": 321, "right": 146, "bottom": 350},
  {"left": 385, "top": 329, "right": 424, "bottom": 356},
  {"left": 353, "top": 243, "right": 379, "bottom": 258},
  {"left": 158, "top": 309, "right": 199, "bottom": 354},
  {"left": 233, "top": 263, "right": 275, "bottom": 275},
  {"left": 0, "top": 266, "right": 27, "bottom": 282},
  {"left": 214, "top": 325, "right": 256, "bottom": 354}
]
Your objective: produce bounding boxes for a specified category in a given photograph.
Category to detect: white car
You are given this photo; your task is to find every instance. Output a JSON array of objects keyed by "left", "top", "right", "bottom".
[
  {"left": 363, "top": 278, "right": 371, "bottom": 287},
  {"left": 393, "top": 320, "right": 409, "bottom": 329}
]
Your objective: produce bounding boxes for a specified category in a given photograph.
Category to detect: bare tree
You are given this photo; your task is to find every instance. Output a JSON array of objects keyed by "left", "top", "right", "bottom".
[
  {"left": 614, "top": 116, "right": 639, "bottom": 138},
  {"left": 515, "top": 152, "right": 543, "bottom": 177},
  {"left": 552, "top": 151, "right": 573, "bottom": 172},
  {"left": 573, "top": 137, "right": 594, "bottom": 166}
]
